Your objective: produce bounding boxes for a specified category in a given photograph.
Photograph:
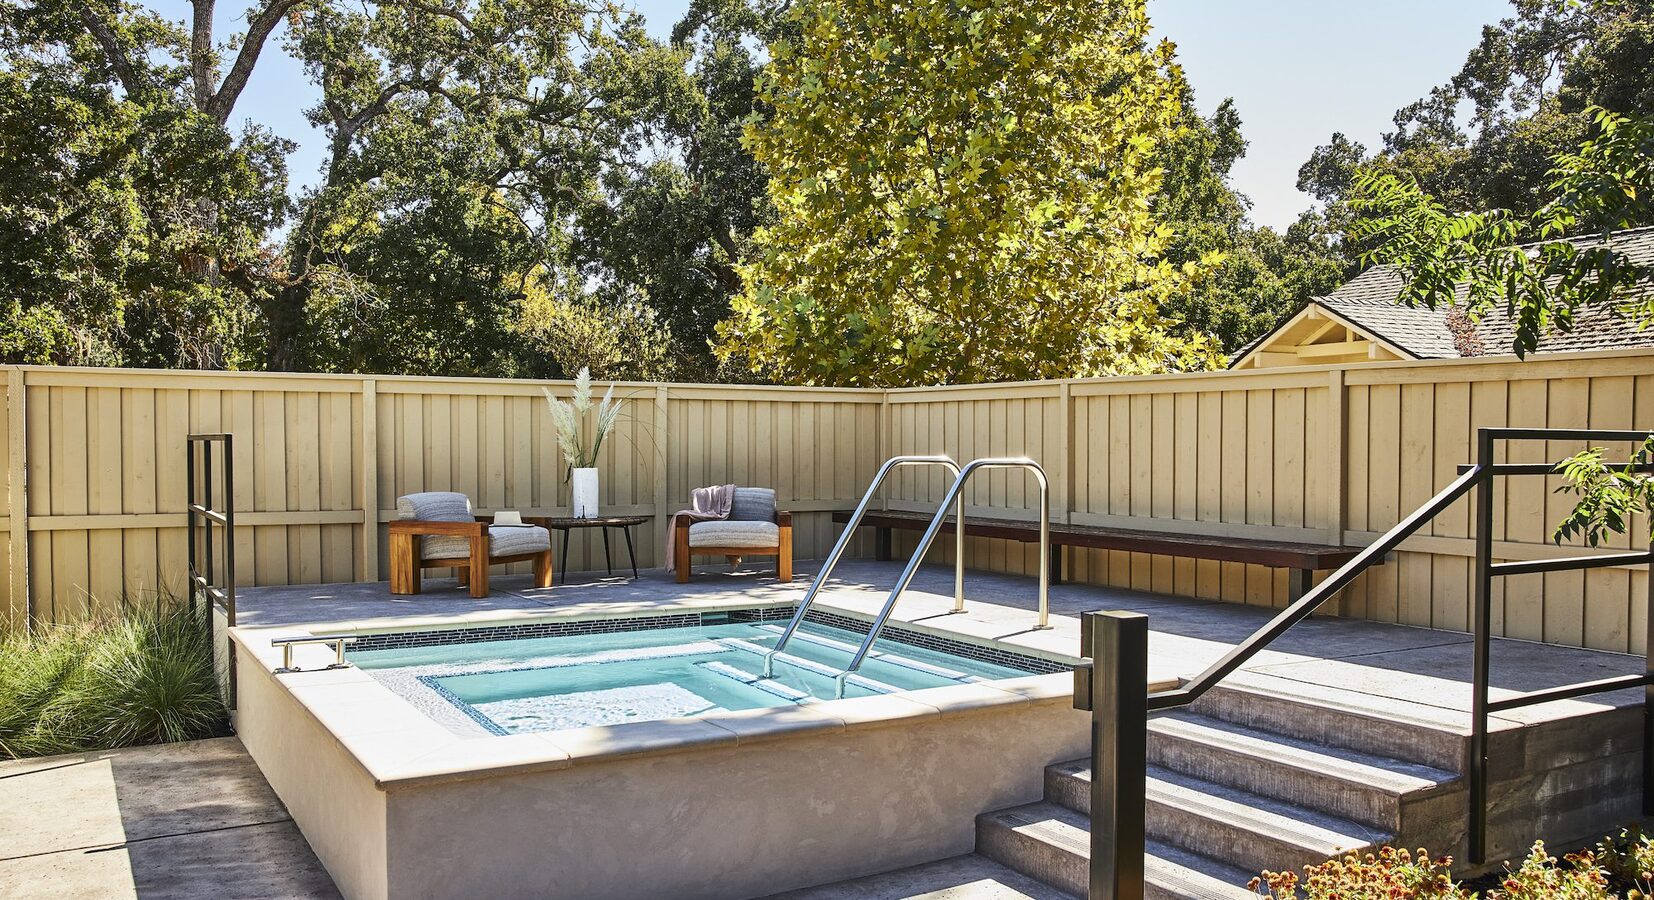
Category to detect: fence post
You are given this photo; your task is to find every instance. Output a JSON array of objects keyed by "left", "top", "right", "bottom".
[
  {"left": 1327, "top": 368, "right": 1346, "bottom": 546},
  {"left": 361, "top": 379, "right": 379, "bottom": 582},
  {"left": 653, "top": 385, "right": 669, "bottom": 564},
  {"left": 7, "top": 367, "right": 27, "bottom": 631},
  {"left": 1081, "top": 610, "right": 1148, "bottom": 900}
]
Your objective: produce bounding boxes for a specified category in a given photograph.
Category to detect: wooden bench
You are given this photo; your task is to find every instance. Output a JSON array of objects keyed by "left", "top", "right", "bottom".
[{"left": 831, "top": 509, "right": 1371, "bottom": 600}]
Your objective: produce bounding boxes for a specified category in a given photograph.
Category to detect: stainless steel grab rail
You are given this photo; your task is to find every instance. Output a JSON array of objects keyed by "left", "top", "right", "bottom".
[
  {"left": 272, "top": 634, "right": 358, "bottom": 673},
  {"left": 831, "top": 457, "right": 1051, "bottom": 698},
  {"left": 763, "top": 455, "right": 964, "bottom": 678}
]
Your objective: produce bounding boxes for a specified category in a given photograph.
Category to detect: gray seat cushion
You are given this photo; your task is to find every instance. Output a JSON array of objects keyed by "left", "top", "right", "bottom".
[
  {"left": 688, "top": 520, "right": 780, "bottom": 549},
  {"left": 396, "top": 491, "right": 473, "bottom": 559},
  {"left": 395, "top": 491, "right": 549, "bottom": 561},
  {"left": 729, "top": 487, "right": 776, "bottom": 522},
  {"left": 485, "top": 524, "right": 551, "bottom": 559}
]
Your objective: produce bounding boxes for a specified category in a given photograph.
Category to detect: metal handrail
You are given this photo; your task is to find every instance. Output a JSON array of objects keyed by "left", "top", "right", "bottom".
[
  {"left": 763, "top": 455, "right": 964, "bottom": 678},
  {"left": 1146, "top": 461, "right": 1484, "bottom": 711},
  {"left": 272, "top": 634, "right": 359, "bottom": 673},
  {"left": 1078, "top": 425, "right": 1654, "bottom": 898},
  {"left": 831, "top": 457, "right": 1051, "bottom": 698}
]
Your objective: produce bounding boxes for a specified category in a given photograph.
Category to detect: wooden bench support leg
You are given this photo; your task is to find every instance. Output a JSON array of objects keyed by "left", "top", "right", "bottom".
[
  {"left": 533, "top": 547, "right": 555, "bottom": 589},
  {"left": 675, "top": 524, "right": 691, "bottom": 584},
  {"left": 875, "top": 527, "right": 892, "bottom": 562},
  {"left": 469, "top": 535, "right": 490, "bottom": 599},
  {"left": 1289, "top": 568, "right": 1313, "bottom": 604},
  {"left": 389, "top": 533, "right": 420, "bottom": 595},
  {"left": 1049, "top": 543, "right": 1064, "bottom": 586},
  {"left": 778, "top": 525, "right": 793, "bottom": 583}
]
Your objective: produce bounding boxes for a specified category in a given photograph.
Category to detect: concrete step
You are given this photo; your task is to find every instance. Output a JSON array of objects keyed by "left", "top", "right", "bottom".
[
  {"left": 1043, "top": 762, "right": 1388, "bottom": 875},
  {"left": 975, "top": 801, "right": 1257, "bottom": 900},
  {"left": 1144, "top": 712, "right": 1462, "bottom": 830},
  {"left": 1189, "top": 672, "right": 1469, "bottom": 772}
]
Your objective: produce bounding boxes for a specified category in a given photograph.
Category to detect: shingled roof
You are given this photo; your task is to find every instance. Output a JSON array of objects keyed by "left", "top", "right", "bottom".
[{"left": 1231, "top": 225, "right": 1654, "bottom": 368}]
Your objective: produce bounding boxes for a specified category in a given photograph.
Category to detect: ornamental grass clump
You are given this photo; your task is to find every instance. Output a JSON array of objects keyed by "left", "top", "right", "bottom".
[
  {"left": 0, "top": 601, "right": 226, "bottom": 759},
  {"left": 542, "top": 367, "right": 621, "bottom": 475}
]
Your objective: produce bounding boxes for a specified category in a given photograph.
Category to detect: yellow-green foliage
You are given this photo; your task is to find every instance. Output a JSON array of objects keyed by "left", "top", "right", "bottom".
[{"left": 719, "top": 0, "right": 1222, "bottom": 386}]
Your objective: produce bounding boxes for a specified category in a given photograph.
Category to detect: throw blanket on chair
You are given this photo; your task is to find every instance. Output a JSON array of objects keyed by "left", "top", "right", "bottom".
[{"left": 664, "top": 483, "right": 735, "bottom": 572}]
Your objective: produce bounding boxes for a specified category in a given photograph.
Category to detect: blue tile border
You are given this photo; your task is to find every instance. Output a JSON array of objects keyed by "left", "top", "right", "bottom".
[{"left": 418, "top": 676, "right": 510, "bottom": 736}]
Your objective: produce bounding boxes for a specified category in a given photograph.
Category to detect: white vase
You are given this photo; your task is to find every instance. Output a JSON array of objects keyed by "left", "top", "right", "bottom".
[{"left": 571, "top": 467, "right": 600, "bottom": 518}]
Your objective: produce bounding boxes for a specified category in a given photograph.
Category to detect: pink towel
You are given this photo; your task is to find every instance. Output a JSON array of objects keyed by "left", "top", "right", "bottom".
[{"left": 665, "top": 483, "right": 735, "bottom": 571}]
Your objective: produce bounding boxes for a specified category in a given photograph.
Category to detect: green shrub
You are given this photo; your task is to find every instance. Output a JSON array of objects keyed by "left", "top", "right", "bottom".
[{"left": 0, "top": 602, "right": 227, "bottom": 759}]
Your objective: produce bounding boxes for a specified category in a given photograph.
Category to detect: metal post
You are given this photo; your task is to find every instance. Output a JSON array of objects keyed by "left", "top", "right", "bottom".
[
  {"left": 1645, "top": 535, "right": 1654, "bottom": 817},
  {"left": 1038, "top": 475, "right": 1051, "bottom": 629},
  {"left": 203, "top": 442, "right": 215, "bottom": 602},
  {"left": 1086, "top": 611, "right": 1147, "bottom": 900},
  {"left": 223, "top": 434, "right": 235, "bottom": 628},
  {"left": 1469, "top": 428, "right": 1495, "bottom": 865},
  {"left": 953, "top": 491, "right": 965, "bottom": 614},
  {"left": 187, "top": 438, "right": 198, "bottom": 616}
]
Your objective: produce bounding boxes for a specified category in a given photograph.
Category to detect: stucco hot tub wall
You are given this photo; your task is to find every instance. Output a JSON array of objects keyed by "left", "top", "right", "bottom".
[{"left": 232, "top": 626, "right": 1087, "bottom": 900}]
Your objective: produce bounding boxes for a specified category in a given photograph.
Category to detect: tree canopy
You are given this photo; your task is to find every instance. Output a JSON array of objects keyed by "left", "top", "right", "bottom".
[
  {"left": 717, "top": 0, "right": 1221, "bottom": 386},
  {"left": 4, "top": 0, "right": 1652, "bottom": 383}
]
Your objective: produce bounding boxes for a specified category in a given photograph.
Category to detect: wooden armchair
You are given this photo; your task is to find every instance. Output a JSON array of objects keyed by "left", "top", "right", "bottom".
[
  {"left": 389, "top": 492, "right": 553, "bottom": 598},
  {"left": 674, "top": 487, "right": 792, "bottom": 583}
]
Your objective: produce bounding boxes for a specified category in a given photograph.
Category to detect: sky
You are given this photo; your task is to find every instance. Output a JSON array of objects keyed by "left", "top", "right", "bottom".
[{"left": 152, "top": 0, "right": 1513, "bottom": 230}]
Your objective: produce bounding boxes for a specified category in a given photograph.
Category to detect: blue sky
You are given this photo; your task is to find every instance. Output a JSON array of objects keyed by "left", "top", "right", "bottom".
[{"left": 151, "top": 0, "right": 1511, "bottom": 230}]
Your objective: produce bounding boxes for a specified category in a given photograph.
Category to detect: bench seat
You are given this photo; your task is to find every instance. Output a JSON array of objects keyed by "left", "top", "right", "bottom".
[{"left": 831, "top": 509, "right": 1372, "bottom": 600}]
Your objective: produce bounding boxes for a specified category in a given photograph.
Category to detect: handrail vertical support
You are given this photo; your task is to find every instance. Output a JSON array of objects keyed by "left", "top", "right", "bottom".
[
  {"left": 1469, "top": 428, "right": 1495, "bottom": 866},
  {"left": 1645, "top": 536, "right": 1654, "bottom": 817},
  {"left": 1086, "top": 610, "right": 1147, "bottom": 900},
  {"left": 953, "top": 491, "right": 965, "bottom": 614}
]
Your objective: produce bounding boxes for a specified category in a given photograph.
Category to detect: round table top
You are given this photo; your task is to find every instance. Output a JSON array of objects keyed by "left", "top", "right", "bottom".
[{"left": 527, "top": 514, "right": 651, "bottom": 528}]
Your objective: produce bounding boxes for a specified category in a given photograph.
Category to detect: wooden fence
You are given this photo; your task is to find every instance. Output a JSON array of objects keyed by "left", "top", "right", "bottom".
[
  {"left": 5, "top": 349, "right": 1653, "bottom": 654},
  {"left": 0, "top": 367, "right": 882, "bottom": 627}
]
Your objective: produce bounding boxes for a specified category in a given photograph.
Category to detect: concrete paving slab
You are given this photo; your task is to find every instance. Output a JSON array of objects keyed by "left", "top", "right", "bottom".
[
  {"left": 0, "top": 738, "right": 337, "bottom": 900},
  {"left": 1250, "top": 637, "right": 1643, "bottom": 721},
  {"left": 765, "top": 853, "right": 1074, "bottom": 899}
]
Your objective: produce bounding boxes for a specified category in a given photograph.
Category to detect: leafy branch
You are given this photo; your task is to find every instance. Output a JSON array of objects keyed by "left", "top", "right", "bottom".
[{"left": 1553, "top": 434, "right": 1654, "bottom": 547}]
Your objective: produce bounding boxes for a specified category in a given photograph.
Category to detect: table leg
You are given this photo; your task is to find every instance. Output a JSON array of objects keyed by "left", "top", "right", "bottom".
[
  {"left": 602, "top": 527, "right": 613, "bottom": 575},
  {"left": 559, "top": 527, "right": 572, "bottom": 585},
  {"left": 623, "top": 525, "right": 638, "bottom": 579}
]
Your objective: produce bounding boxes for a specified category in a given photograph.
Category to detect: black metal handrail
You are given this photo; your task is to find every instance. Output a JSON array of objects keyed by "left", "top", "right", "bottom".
[
  {"left": 1145, "top": 463, "right": 1483, "bottom": 711},
  {"left": 1075, "top": 425, "right": 1654, "bottom": 898},
  {"left": 187, "top": 433, "right": 236, "bottom": 705},
  {"left": 1467, "top": 427, "right": 1654, "bottom": 864}
]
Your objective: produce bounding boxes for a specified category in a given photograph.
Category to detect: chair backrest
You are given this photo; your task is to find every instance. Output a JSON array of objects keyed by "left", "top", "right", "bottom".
[
  {"left": 729, "top": 487, "right": 776, "bottom": 522},
  {"left": 396, "top": 491, "right": 473, "bottom": 523}
]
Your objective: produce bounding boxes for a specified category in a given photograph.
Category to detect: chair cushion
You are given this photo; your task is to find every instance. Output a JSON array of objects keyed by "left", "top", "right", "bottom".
[
  {"left": 729, "top": 487, "right": 776, "bottom": 522},
  {"left": 420, "top": 524, "right": 552, "bottom": 562},
  {"left": 689, "top": 520, "right": 780, "bottom": 549},
  {"left": 396, "top": 492, "right": 474, "bottom": 559},
  {"left": 486, "top": 525, "right": 551, "bottom": 559}
]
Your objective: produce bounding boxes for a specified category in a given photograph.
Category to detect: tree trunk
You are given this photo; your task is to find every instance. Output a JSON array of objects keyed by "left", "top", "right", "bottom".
[{"left": 262, "top": 282, "right": 310, "bottom": 372}]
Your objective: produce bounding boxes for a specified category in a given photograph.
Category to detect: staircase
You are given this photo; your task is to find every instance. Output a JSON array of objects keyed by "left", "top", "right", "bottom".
[{"left": 976, "top": 675, "right": 1466, "bottom": 899}]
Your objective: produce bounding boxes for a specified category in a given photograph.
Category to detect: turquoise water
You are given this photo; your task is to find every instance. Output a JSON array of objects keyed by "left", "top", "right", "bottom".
[{"left": 349, "top": 619, "right": 1034, "bottom": 734}]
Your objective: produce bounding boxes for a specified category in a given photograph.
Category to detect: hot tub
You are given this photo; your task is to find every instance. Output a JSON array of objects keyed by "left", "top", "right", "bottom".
[{"left": 231, "top": 605, "right": 1086, "bottom": 900}]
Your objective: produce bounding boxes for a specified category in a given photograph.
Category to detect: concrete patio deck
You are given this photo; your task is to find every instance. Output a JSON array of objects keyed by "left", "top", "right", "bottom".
[
  {"left": 12, "top": 559, "right": 1641, "bottom": 899},
  {"left": 238, "top": 557, "right": 1645, "bottom": 729}
]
